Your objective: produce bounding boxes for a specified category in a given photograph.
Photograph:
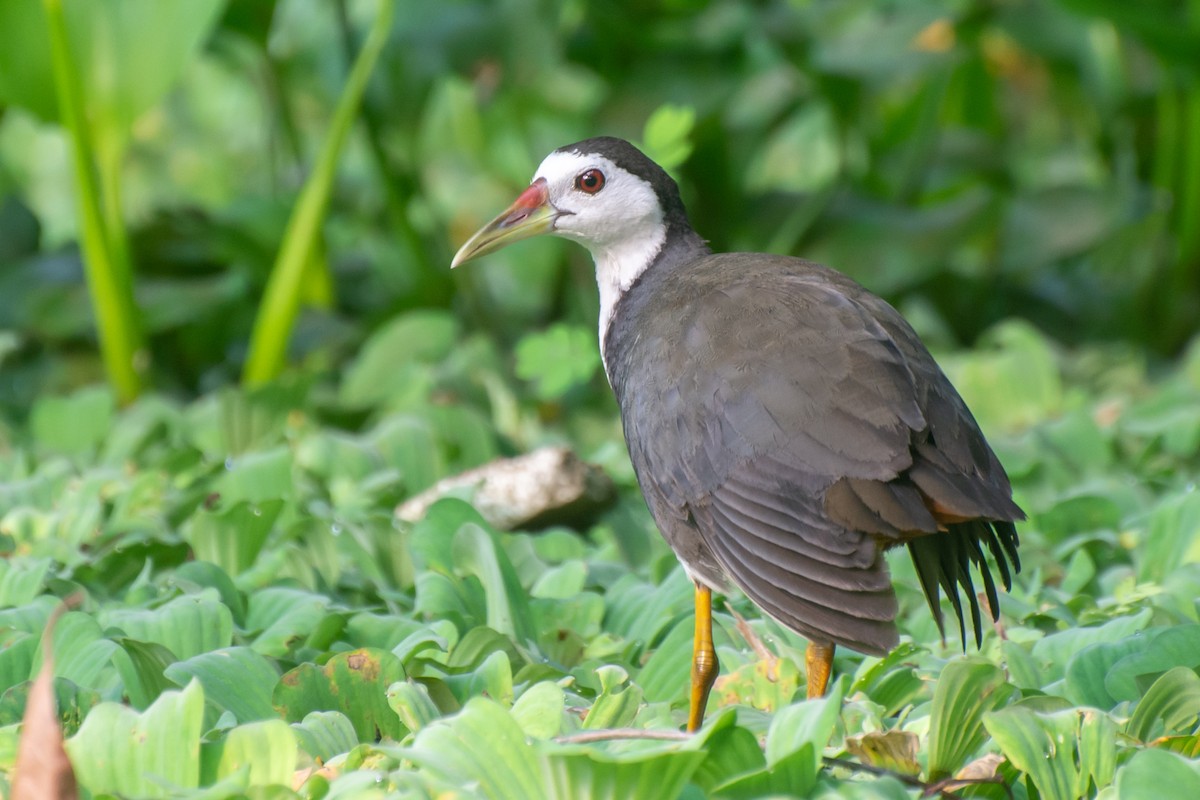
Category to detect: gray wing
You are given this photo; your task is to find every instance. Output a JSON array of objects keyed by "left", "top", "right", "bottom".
[{"left": 617, "top": 257, "right": 1021, "bottom": 653}]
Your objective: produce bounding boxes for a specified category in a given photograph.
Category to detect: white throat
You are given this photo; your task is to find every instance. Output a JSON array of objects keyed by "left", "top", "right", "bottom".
[{"left": 591, "top": 225, "right": 665, "bottom": 360}]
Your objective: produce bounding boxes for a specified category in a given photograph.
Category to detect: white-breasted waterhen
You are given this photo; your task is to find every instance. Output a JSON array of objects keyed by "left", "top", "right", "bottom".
[{"left": 452, "top": 137, "right": 1023, "bottom": 732}]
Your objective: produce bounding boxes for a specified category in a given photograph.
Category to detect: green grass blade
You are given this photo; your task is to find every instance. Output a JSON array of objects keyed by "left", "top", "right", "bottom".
[
  {"left": 242, "top": 0, "right": 396, "bottom": 386},
  {"left": 41, "top": 0, "right": 144, "bottom": 403}
]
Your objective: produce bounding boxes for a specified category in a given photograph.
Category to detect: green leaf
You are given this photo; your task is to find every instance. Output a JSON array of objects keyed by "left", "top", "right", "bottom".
[
  {"left": 688, "top": 722, "right": 767, "bottom": 792},
  {"left": 1126, "top": 666, "right": 1200, "bottom": 742},
  {"left": 245, "top": 587, "right": 330, "bottom": 657},
  {"left": 402, "top": 696, "right": 544, "bottom": 800},
  {"left": 927, "top": 659, "right": 1017, "bottom": 779},
  {"left": 29, "top": 387, "right": 115, "bottom": 454},
  {"left": 765, "top": 678, "right": 845, "bottom": 769},
  {"left": 444, "top": 649, "right": 514, "bottom": 707},
  {"left": 387, "top": 680, "right": 443, "bottom": 732},
  {"left": 451, "top": 522, "right": 535, "bottom": 647},
  {"left": 514, "top": 324, "right": 602, "bottom": 399},
  {"left": 185, "top": 500, "right": 284, "bottom": 577},
  {"left": 984, "top": 703, "right": 1117, "bottom": 800},
  {"left": 113, "top": 638, "right": 178, "bottom": 709},
  {"left": 67, "top": 678, "right": 206, "bottom": 797},
  {"left": 340, "top": 311, "right": 460, "bottom": 407},
  {"left": 165, "top": 647, "right": 280, "bottom": 723},
  {"left": 1105, "top": 625, "right": 1200, "bottom": 703},
  {"left": 101, "top": 592, "right": 234, "bottom": 661},
  {"left": 1032, "top": 608, "right": 1153, "bottom": 687},
  {"left": 0, "top": 0, "right": 225, "bottom": 128},
  {"left": 1114, "top": 748, "right": 1200, "bottom": 800},
  {"left": 510, "top": 681, "right": 565, "bottom": 739},
  {"left": 641, "top": 104, "right": 697, "bottom": 171},
  {"left": 0, "top": 558, "right": 51, "bottom": 606},
  {"left": 274, "top": 649, "right": 406, "bottom": 742},
  {"left": 584, "top": 665, "right": 644, "bottom": 730},
  {"left": 541, "top": 748, "right": 706, "bottom": 800},
  {"left": 291, "top": 710, "right": 359, "bottom": 762},
  {"left": 635, "top": 617, "right": 694, "bottom": 705},
  {"left": 0, "top": 676, "right": 99, "bottom": 737},
  {"left": 205, "top": 718, "right": 298, "bottom": 787}
]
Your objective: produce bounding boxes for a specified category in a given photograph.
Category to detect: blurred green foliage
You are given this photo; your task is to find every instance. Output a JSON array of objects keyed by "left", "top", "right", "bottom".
[
  {"left": 2, "top": 1, "right": 1200, "bottom": 797},
  {"left": 0, "top": 0, "right": 1198, "bottom": 410}
]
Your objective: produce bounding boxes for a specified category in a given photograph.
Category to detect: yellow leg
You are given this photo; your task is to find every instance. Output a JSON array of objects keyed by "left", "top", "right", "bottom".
[
  {"left": 687, "top": 583, "right": 719, "bottom": 732},
  {"left": 805, "top": 641, "right": 835, "bottom": 699}
]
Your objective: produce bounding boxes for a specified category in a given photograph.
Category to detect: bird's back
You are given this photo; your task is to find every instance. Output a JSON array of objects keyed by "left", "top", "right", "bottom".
[{"left": 604, "top": 253, "right": 1022, "bottom": 653}]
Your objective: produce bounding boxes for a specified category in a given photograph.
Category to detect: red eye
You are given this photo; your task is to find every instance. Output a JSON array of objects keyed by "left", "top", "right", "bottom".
[{"left": 575, "top": 169, "right": 605, "bottom": 194}]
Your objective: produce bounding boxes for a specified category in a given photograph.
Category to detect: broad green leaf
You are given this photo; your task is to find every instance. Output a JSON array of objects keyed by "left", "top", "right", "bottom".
[
  {"left": 112, "top": 638, "right": 178, "bottom": 709},
  {"left": 28, "top": 387, "right": 115, "bottom": 454},
  {"left": 1066, "top": 635, "right": 1151, "bottom": 708},
  {"left": 541, "top": 748, "right": 705, "bottom": 800},
  {"left": 1125, "top": 667, "right": 1200, "bottom": 742},
  {"left": 214, "top": 447, "right": 294, "bottom": 505},
  {"left": 635, "top": 617, "right": 694, "bottom": 705},
  {"left": 339, "top": 311, "right": 460, "bottom": 408},
  {"left": 0, "top": 0, "right": 225, "bottom": 130},
  {"left": 765, "top": 679, "right": 845, "bottom": 769},
  {"left": 0, "top": 676, "right": 98, "bottom": 736},
  {"left": 66, "top": 679, "right": 205, "bottom": 797},
  {"left": 514, "top": 324, "right": 602, "bottom": 400},
  {"left": 402, "top": 696, "right": 543, "bottom": 800},
  {"left": 387, "top": 680, "right": 442, "bottom": 732},
  {"left": 0, "top": 558, "right": 51, "bottom": 606},
  {"left": 1137, "top": 491, "right": 1200, "bottom": 583},
  {"left": 510, "top": 681, "right": 565, "bottom": 739},
  {"left": 1114, "top": 748, "right": 1200, "bottom": 800},
  {"left": 205, "top": 719, "right": 298, "bottom": 787},
  {"left": 274, "top": 649, "right": 406, "bottom": 742},
  {"left": 688, "top": 722, "right": 767, "bottom": 792},
  {"left": 927, "top": 659, "right": 1017, "bottom": 779},
  {"left": 291, "top": 710, "right": 359, "bottom": 762},
  {"left": 530, "top": 560, "right": 588, "bottom": 600},
  {"left": 0, "top": 635, "right": 37, "bottom": 695},
  {"left": 712, "top": 745, "right": 820, "bottom": 799},
  {"left": 344, "top": 612, "right": 426, "bottom": 651},
  {"left": 984, "top": 703, "right": 1117, "bottom": 800},
  {"left": 165, "top": 647, "right": 280, "bottom": 723},
  {"left": 1105, "top": 625, "right": 1200, "bottom": 702},
  {"left": 173, "top": 561, "right": 247, "bottom": 627},
  {"left": 101, "top": 593, "right": 233, "bottom": 661},
  {"left": 444, "top": 649, "right": 513, "bottom": 707},
  {"left": 1032, "top": 608, "right": 1153, "bottom": 686},
  {"left": 185, "top": 500, "right": 284, "bottom": 576},
  {"left": 941, "top": 320, "right": 1062, "bottom": 432},
  {"left": 584, "top": 665, "right": 644, "bottom": 730},
  {"left": 641, "top": 103, "right": 696, "bottom": 171},
  {"left": 245, "top": 587, "right": 330, "bottom": 657},
  {"left": 452, "top": 522, "right": 535, "bottom": 646},
  {"left": 38, "top": 611, "right": 121, "bottom": 691}
]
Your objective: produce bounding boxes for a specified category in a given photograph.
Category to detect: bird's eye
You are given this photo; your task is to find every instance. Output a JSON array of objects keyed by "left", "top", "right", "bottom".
[{"left": 575, "top": 169, "right": 605, "bottom": 194}]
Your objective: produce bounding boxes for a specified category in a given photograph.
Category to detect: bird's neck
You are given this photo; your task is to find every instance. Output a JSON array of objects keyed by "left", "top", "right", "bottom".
[{"left": 595, "top": 223, "right": 709, "bottom": 378}]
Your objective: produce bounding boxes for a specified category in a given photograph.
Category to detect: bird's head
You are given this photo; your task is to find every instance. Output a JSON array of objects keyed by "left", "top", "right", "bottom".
[{"left": 451, "top": 137, "right": 689, "bottom": 270}]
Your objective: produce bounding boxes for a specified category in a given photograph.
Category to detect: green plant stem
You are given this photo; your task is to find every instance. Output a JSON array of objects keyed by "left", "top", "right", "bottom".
[
  {"left": 96, "top": 129, "right": 135, "bottom": 297},
  {"left": 41, "top": 0, "right": 144, "bottom": 403},
  {"left": 242, "top": 0, "right": 396, "bottom": 387}
]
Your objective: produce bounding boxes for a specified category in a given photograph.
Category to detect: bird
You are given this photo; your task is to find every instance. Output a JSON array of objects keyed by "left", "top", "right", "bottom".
[{"left": 452, "top": 136, "right": 1023, "bottom": 732}]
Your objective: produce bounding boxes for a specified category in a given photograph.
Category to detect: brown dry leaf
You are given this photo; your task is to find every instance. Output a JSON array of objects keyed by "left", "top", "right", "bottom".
[
  {"left": 845, "top": 729, "right": 921, "bottom": 776},
  {"left": 955, "top": 752, "right": 1005, "bottom": 781},
  {"left": 12, "top": 601, "right": 79, "bottom": 800}
]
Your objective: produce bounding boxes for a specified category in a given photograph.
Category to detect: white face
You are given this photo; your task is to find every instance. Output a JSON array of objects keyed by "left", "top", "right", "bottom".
[
  {"left": 531, "top": 148, "right": 671, "bottom": 363},
  {"left": 534, "top": 150, "right": 665, "bottom": 255}
]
